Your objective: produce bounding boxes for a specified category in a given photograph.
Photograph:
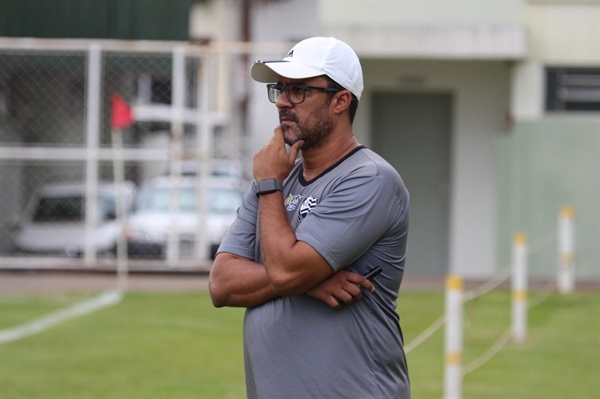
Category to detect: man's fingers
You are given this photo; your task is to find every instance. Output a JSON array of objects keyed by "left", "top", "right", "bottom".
[
  {"left": 273, "top": 125, "right": 285, "bottom": 142},
  {"left": 334, "top": 291, "right": 354, "bottom": 305},
  {"left": 343, "top": 282, "right": 363, "bottom": 300},
  {"left": 360, "top": 278, "right": 375, "bottom": 293},
  {"left": 288, "top": 140, "right": 304, "bottom": 161},
  {"left": 326, "top": 296, "right": 342, "bottom": 309},
  {"left": 347, "top": 273, "right": 375, "bottom": 293}
]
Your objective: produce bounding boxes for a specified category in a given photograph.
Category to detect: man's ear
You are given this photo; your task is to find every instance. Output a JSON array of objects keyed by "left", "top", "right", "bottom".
[{"left": 332, "top": 91, "right": 352, "bottom": 115}]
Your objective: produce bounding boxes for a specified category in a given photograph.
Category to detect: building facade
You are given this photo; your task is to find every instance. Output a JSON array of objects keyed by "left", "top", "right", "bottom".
[
  {"left": 201, "top": 0, "right": 597, "bottom": 280},
  {"left": 1, "top": 0, "right": 598, "bottom": 280}
]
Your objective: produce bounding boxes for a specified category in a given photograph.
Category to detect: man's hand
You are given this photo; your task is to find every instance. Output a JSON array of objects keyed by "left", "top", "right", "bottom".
[
  {"left": 253, "top": 126, "right": 304, "bottom": 182},
  {"left": 307, "top": 270, "right": 375, "bottom": 309}
]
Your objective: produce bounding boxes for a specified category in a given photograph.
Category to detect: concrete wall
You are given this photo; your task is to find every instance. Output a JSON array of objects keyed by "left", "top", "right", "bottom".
[
  {"left": 360, "top": 59, "right": 510, "bottom": 277},
  {"left": 527, "top": 1, "right": 600, "bottom": 65},
  {"left": 498, "top": 119, "right": 600, "bottom": 280},
  {"left": 242, "top": 1, "right": 513, "bottom": 278},
  {"left": 319, "top": 0, "right": 524, "bottom": 25},
  {"left": 503, "top": 1, "right": 600, "bottom": 281},
  {"left": 194, "top": 0, "right": 598, "bottom": 281},
  {"left": 189, "top": 1, "right": 241, "bottom": 42},
  {"left": 248, "top": 57, "right": 511, "bottom": 278}
]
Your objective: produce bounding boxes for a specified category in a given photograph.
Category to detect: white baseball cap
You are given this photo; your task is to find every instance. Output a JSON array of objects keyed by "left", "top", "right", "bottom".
[{"left": 250, "top": 37, "right": 364, "bottom": 100}]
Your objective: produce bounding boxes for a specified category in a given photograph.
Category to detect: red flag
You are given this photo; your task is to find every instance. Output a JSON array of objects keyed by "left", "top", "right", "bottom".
[{"left": 111, "top": 94, "right": 134, "bottom": 130}]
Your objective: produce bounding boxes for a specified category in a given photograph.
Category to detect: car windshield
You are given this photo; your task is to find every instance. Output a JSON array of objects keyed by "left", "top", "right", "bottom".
[
  {"left": 31, "top": 195, "right": 116, "bottom": 222},
  {"left": 134, "top": 187, "right": 242, "bottom": 215},
  {"left": 32, "top": 196, "right": 84, "bottom": 222}
]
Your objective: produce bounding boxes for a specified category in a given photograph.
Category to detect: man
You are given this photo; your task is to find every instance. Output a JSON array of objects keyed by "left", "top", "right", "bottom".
[{"left": 209, "top": 37, "right": 410, "bottom": 398}]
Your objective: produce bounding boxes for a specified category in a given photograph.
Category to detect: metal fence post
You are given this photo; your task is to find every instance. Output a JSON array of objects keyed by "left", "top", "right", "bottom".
[
  {"left": 84, "top": 43, "right": 102, "bottom": 266},
  {"left": 166, "top": 46, "right": 186, "bottom": 266},
  {"left": 194, "top": 54, "right": 212, "bottom": 261}
]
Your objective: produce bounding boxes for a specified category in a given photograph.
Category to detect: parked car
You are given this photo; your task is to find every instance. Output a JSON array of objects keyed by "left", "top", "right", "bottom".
[
  {"left": 177, "top": 159, "right": 245, "bottom": 179},
  {"left": 14, "top": 181, "right": 136, "bottom": 257},
  {"left": 125, "top": 176, "right": 245, "bottom": 260}
]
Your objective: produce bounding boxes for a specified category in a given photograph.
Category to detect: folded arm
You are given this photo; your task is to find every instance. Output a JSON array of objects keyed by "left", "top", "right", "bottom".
[
  {"left": 258, "top": 191, "right": 336, "bottom": 295},
  {"left": 209, "top": 252, "right": 277, "bottom": 308},
  {"left": 210, "top": 126, "right": 373, "bottom": 308},
  {"left": 209, "top": 249, "right": 373, "bottom": 309},
  {"left": 257, "top": 188, "right": 374, "bottom": 303}
]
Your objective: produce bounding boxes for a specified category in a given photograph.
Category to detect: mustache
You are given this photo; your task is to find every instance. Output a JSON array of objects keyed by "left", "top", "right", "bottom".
[{"left": 279, "top": 110, "right": 299, "bottom": 124}]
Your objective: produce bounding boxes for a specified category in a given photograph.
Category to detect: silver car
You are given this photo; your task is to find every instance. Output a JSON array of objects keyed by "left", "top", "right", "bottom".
[
  {"left": 125, "top": 176, "right": 246, "bottom": 259},
  {"left": 14, "top": 181, "right": 136, "bottom": 257}
]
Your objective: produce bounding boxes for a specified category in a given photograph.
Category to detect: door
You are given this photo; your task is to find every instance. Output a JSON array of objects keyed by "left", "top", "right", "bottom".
[{"left": 371, "top": 92, "right": 452, "bottom": 276}]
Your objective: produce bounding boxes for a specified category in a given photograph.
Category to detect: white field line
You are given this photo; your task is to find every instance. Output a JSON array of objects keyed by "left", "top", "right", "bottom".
[{"left": 0, "top": 290, "right": 122, "bottom": 344}]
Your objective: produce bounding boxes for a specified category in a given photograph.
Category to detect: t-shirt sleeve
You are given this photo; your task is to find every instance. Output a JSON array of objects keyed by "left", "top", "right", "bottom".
[
  {"left": 295, "top": 174, "right": 406, "bottom": 272},
  {"left": 216, "top": 182, "right": 258, "bottom": 261}
]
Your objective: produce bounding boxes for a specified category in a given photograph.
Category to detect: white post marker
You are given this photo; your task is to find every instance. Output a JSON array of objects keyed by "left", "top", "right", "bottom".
[
  {"left": 511, "top": 232, "right": 528, "bottom": 343},
  {"left": 557, "top": 205, "right": 575, "bottom": 294},
  {"left": 111, "top": 127, "right": 128, "bottom": 291},
  {"left": 110, "top": 93, "right": 134, "bottom": 289},
  {"left": 444, "top": 275, "right": 463, "bottom": 399}
]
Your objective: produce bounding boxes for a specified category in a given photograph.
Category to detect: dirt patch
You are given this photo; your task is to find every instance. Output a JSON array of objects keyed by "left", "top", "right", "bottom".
[
  {"left": 0, "top": 271, "right": 208, "bottom": 294},
  {"left": 1, "top": 270, "right": 596, "bottom": 295}
]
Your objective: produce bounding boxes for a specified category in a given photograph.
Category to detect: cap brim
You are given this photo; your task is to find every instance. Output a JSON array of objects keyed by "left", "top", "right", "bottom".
[{"left": 250, "top": 61, "right": 325, "bottom": 83}]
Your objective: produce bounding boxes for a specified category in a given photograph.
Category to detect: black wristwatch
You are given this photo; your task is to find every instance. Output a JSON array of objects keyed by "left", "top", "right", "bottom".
[{"left": 255, "top": 178, "right": 283, "bottom": 197}]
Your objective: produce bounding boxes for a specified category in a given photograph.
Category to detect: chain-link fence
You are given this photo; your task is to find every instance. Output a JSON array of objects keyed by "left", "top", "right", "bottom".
[{"left": 0, "top": 39, "right": 288, "bottom": 269}]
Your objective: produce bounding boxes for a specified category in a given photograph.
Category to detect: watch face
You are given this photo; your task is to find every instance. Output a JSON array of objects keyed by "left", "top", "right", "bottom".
[{"left": 256, "top": 179, "right": 283, "bottom": 196}]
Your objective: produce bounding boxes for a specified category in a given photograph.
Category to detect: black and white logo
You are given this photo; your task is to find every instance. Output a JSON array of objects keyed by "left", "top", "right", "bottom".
[
  {"left": 285, "top": 49, "right": 294, "bottom": 58},
  {"left": 285, "top": 194, "right": 303, "bottom": 211},
  {"left": 298, "top": 196, "right": 318, "bottom": 221}
]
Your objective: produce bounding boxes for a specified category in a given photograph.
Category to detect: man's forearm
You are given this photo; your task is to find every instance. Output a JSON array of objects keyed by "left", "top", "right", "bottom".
[
  {"left": 258, "top": 191, "right": 299, "bottom": 273},
  {"left": 209, "top": 253, "right": 278, "bottom": 308},
  {"left": 258, "top": 192, "right": 333, "bottom": 295}
]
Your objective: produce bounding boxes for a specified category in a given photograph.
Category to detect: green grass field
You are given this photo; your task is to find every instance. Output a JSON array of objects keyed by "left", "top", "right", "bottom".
[{"left": 1, "top": 289, "right": 598, "bottom": 398}]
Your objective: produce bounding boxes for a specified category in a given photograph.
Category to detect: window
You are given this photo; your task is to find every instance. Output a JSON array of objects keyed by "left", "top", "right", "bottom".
[
  {"left": 133, "top": 186, "right": 243, "bottom": 215},
  {"left": 33, "top": 196, "right": 84, "bottom": 222},
  {"left": 546, "top": 67, "right": 600, "bottom": 112},
  {"left": 32, "top": 194, "right": 118, "bottom": 222}
]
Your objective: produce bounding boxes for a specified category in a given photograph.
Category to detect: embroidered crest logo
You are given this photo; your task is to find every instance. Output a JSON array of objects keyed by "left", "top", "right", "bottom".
[
  {"left": 298, "top": 196, "right": 318, "bottom": 221},
  {"left": 284, "top": 194, "right": 303, "bottom": 211}
]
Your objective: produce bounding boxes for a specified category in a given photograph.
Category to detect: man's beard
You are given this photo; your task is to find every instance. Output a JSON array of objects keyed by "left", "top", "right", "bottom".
[{"left": 279, "top": 100, "right": 333, "bottom": 150}]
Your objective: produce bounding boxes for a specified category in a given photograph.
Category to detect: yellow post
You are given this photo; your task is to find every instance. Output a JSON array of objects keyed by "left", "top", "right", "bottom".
[
  {"left": 444, "top": 275, "right": 463, "bottom": 399},
  {"left": 511, "top": 232, "right": 528, "bottom": 343},
  {"left": 558, "top": 206, "right": 575, "bottom": 294}
]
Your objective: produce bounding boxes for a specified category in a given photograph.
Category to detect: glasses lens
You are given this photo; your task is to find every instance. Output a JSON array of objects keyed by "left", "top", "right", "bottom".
[
  {"left": 287, "top": 85, "right": 306, "bottom": 104},
  {"left": 266, "top": 84, "right": 308, "bottom": 104},
  {"left": 267, "top": 85, "right": 281, "bottom": 103}
]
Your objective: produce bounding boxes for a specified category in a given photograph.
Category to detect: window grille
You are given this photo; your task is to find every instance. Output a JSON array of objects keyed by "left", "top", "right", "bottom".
[{"left": 546, "top": 67, "right": 600, "bottom": 112}]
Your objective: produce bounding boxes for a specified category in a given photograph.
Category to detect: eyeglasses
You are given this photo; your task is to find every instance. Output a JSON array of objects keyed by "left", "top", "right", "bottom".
[{"left": 266, "top": 83, "right": 342, "bottom": 104}]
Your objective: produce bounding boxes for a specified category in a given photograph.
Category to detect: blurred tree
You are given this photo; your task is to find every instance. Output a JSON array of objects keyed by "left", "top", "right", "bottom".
[{"left": 0, "top": 0, "right": 202, "bottom": 41}]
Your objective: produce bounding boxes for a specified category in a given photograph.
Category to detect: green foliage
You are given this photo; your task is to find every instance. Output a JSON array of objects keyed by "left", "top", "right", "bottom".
[{"left": 1, "top": 291, "right": 598, "bottom": 398}]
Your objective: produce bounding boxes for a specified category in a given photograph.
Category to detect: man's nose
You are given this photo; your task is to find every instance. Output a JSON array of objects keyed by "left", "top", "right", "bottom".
[{"left": 276, "top": 89, "right": 292, "bottom": 108}]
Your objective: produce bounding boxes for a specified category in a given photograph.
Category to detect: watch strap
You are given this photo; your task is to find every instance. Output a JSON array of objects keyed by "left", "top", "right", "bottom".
[{"left": 255, "top": 178, "right": 283, "bottom": 197}]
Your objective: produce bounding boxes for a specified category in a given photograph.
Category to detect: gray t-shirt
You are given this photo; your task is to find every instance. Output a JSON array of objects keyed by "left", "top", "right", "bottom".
[{"left": 218, "top": 146, "right": 411, "bottom": 399}]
